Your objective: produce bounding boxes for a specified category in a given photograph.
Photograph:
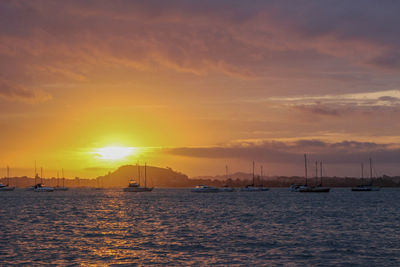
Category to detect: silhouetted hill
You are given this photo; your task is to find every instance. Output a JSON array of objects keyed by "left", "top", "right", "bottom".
[
  {"left": 2, "top": 167, "right": 400, "bottom": 188},
  {"left": 97, "top": 165, "right": 191, "bottom": 187}
]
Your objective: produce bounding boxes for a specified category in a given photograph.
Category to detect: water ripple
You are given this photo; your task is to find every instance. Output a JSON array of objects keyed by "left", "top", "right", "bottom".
[{"left": 1, "top": 188, "right": 400, "bottom": 265}]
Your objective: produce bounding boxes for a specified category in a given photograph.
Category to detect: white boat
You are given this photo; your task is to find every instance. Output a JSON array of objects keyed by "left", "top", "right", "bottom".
[
  {"left": 293, "top": 155, "right": 330, "bottom": 193},
  {"left": 33, "top": 183, "right": 54, "bottom": 192},
  {"left": 191, "top": 185, "right": 220, "bottom": 193},
  {"left": 33, "top": 167, "right": 54, "bottom": 192},
  {"left": 123, "top": 180, "right": 153, "bottom": 192},
  {"left": 290, "top": 184, "right": 307, "bottom": 192},
  {"left": 0, "top": 166, "right": 15, "bottom": 191},
  {"left": 123, "top": 163, "right": 153, "bottom": 192},
  {"left": 351, "top": 159, "right": 380, "bottom": 192}
]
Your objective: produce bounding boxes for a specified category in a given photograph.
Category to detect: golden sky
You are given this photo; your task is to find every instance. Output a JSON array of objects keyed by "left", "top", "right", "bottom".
[{"left": 1, "top": 1, "right": 400, "bottom": 178}]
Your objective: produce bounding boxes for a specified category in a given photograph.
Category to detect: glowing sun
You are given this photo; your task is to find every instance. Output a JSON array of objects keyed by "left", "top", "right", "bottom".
[{"left": 93, "top": 146, "right": 138, "bottom": 160}]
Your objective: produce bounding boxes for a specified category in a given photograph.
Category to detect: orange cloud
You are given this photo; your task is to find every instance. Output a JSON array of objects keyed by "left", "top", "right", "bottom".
[{"left": 0, "top": 79, "right": 51, "bottom": 103}]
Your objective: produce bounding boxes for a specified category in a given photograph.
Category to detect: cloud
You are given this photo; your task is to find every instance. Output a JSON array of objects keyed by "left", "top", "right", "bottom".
[
  {"left": 164, "top": 139, "right": 400, "bottom": 164},
  {"left": 378, "top": 96, "right": 400, "bottom": 102},
  {"left": 0, "top": 79, "right": 51, "bottom": 103},
  {"left": 293, "top": 104, "right": 341, "bottom": 117},
  {"left": 2, "top": 0, "right": 400, "bottom": 88}
]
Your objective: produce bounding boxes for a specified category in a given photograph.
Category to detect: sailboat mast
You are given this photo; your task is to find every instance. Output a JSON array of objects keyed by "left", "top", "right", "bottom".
[
  {"left": 226, "top": 165, "right": 228, "bottom": 180},
  {"left": 41, "top": 167, "right": 43, "bottom": 184},
  {"left": 315, "top": 161, "right": 318, "bottom": 180},
  {"left": 62, "top": 168, "right": 65, "bottom": 187},
  {"left": 304, "top": 154, "right": 308, "bottom": 185},
  {"left": 137, "top": 163, "right": 141, "bottom": 186},
  {"left": 320, "top": 161, "right": 323, "bottom": 186},
  {"left": 260, "top": 165, "right": 263, "bottom": 187},
  {"left": 34, "top": 160, "right": 37, "bottom": 185},
  {"left": 369, "top": 158, "right": 372, "bottom": 179},
  {"left": 7, "top": 165, "right": 9, "bottom": 186},
  {"left": 57, "top": 171, "right": 59, "bottom": 187},
  {"left": 252, "top": 161, "right": 255, "bottom": 186},
  {"left": 145, "top": 163, "right": 147, "bottom": 188},
  {"left": 361, "top": 163, "right": 364, "bottom": 179}
]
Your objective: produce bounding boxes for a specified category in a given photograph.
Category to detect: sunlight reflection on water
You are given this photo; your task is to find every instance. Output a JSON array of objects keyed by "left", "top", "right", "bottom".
[{"left": 1, "top": 188, "right": 400, "bottom": 265}]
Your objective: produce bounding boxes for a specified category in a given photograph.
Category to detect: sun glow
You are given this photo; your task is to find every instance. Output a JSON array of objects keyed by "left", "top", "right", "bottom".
[{"left": 93, "top": 146, "right": 139, "bottom": 161}]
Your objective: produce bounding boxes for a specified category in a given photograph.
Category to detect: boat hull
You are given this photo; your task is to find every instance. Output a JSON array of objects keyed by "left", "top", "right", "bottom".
[
  {"left": 351, "top": 186, "right": 380, "bottom": 191},
  {"left": 34, "top": 188, "right": 54, "bottom": 192},
  {"left": 240, "top": 187, "right": 269, "bottom": 192},
  {"left": 299, "top": 187, "right": 330, "bottom": 193},
  {"left": 191, "top": 188, "right": 220, "bottom": 193}
]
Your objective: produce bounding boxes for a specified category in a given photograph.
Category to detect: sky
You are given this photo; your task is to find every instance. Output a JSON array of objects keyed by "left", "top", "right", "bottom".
[{"left": 1, "top": 0, "right": 400, "bottom": 178}]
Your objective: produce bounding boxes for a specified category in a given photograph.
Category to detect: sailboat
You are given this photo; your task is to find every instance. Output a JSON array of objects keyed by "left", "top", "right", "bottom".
[
  {"left": 296, "top": 155, "right": 330, "bottom": 193},
  {"left": 0, "top": 166, "right": 15, "bottom": 191},
  {"left": 123, "top": 163, "right": 153, "bottom": 192},
  {"left": 290, "top": 154, "right": 309, "bottom": 192},
  {"left": 351, "top": 158, "right": 380, "bottom": 191},
  {"left": 54, "top": 169, "right": 68, "bottom": 191},
  {"left": 240, "top": 162, "right": 269, "bottom": 192},
  {"left": 33, "top": 167, "right": 54, "bottom": 192}
]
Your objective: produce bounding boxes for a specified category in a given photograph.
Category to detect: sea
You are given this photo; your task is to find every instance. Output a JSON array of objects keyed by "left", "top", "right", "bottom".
[{"left": 1, "top": 188, "right": 399, "bottom": 266}]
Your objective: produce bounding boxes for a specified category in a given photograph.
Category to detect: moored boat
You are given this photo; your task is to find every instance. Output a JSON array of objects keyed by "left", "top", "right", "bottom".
[
  {"left": 240, "top": 162, "right": 269, "bottom": 192},
  {"left": 33, "top": 167, "right": 54, "bottom": 192},
  {"left": 54, "top": 169, "right": 68, "bottom": 191},
  {"left": 123, "top": 163, "right": 153, "bottom": 192},
  {"left": 33, "top": 183, "right": 54, "bottom": 192},
  {"left": 295, "top": 155, "right": 330, "bottom": 193},
  {"left": 191, "top": 185, "right": 220, "bottom": 193},
  {"left": 351, "top": 159, "right": 380, "bottom": 192},
  {"left": 240, "top": 186, "right": 269, "bottom": 192},
  {"left": 0, "top": 183, "right": 15, "bottom": 191},
  {"left": 0, "top": 166, "right": 15, "bottom": 191}
]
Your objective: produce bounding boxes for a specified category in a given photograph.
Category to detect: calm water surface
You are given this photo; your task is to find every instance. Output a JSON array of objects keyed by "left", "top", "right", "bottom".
[{"left": 1, "top": 188, "right": 400, "bottom": 266}]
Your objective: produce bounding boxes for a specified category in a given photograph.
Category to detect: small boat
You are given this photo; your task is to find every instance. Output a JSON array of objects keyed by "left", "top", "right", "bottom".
[
  {"left": 123, "top": 163, "right": 153, "bottom": 192},
  {"left": 299, "top": 186, "right": 330, "bottom": 193},
  {"left": 351, "top": 159, "right": 380, "bottom": 192},
  {"left": 123, "top": 179, "right": 153, "bottom": 192},
  {"left": 191, "top": 185, "right": 220, "bottom": 193},
  {"left": 296, "top": 155, "right": 330, "bottom": 193},
  {"left": 290, "top": 184, "right": 307, "bottom": 192},
  {"left": 54, "top": 169, "right": 68, "bottom": 191},
  {"left": 240, "top": 186, "right": 269, "bottom": 192},
  {"left": 0, "top": 183, "right": 15, "bottom": 191},
  {"left": 351, "top": 185, "right": 380, "bottom": 192},
  {"left": 0, "top": 166, "right": 15, "bottom": 191},
  {"left": 33, "top": 183, "right": 54, "bottom": 192},
  {"left": 33, "top": 167, "right": 54, "bottom": 192},
  {"left": 240, "top": 162, "right": 269, "bottom": 192}
]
